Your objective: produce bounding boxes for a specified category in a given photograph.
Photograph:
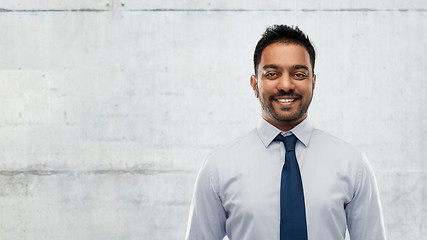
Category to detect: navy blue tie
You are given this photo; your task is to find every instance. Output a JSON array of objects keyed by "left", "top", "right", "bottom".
[{"left": 274, "top": 133, "right": 308, "bottom": 240}]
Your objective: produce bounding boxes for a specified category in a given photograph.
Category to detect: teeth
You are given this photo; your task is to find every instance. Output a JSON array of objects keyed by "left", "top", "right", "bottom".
[{"left": 277, "top": 98, "right": 295, "bottom": 103}]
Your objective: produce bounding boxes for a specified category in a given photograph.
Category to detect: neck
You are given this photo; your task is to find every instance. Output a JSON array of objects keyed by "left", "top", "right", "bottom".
[{"left": 263, "top": 115, "right": 307, "bottom": 132}]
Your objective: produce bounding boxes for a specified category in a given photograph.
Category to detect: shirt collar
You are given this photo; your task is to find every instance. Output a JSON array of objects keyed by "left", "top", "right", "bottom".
[{"left": 256, "top": 117, "right": 314, "bottom": 148}]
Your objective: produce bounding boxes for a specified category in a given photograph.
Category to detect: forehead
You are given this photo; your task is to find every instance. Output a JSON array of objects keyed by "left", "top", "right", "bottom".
[{"left": 259, "top": 43, "right": 311, "bottom": 70}]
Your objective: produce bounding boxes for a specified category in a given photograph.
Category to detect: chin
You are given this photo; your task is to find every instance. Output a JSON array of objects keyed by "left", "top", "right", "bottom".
[{"left": 272, "top": 111, "right": 305, "bottom": 123}]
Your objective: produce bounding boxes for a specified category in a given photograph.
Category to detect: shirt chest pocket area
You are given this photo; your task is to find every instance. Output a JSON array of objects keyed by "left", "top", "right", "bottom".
[
  {"left": 302, "top": 169, "right": 354, "bottom": 219},
  {"left": 220, "top": 170, "right": 281, "bottom": 221}
]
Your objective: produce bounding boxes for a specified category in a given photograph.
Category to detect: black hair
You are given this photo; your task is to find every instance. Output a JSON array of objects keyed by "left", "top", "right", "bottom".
[{"left": 253, "top": 25, "right": 316, "bottom": 75}]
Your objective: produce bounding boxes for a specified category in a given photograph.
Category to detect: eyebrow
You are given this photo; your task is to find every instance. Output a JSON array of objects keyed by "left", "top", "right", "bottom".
[
  {"left": 262, "top": 64, "right": 309, "bottom": 71},
  {"left": 292, "top": 65, "right": 309, "bottom": 71},
  {"left": 263, "top": 64, "right": 281, "bottom": 70}
]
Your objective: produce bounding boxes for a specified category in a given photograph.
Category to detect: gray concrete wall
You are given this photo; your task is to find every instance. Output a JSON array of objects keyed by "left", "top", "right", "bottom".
[{"left": 0, "top": 1, "right": 426, "bottom": 239}]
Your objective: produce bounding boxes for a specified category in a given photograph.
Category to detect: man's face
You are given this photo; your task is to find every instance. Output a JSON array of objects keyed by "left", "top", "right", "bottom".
[{"left": 250, "top": 42, "right": 316, "bottom": 131}]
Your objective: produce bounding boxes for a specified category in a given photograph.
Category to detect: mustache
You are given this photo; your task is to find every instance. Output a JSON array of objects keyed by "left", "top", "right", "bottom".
[{"left": 269, "top": 90, "right": 302, "bottom": 100}]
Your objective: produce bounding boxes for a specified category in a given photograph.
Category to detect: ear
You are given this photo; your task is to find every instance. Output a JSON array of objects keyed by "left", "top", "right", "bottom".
[
  {"left": 312, "top": 74, "right": 316, "bottom": 91},
  {"left": 250, "top": 75, "right": 259, "bottom": 98}
]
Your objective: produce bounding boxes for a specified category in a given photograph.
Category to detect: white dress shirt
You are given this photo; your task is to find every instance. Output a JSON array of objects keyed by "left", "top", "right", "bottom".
[{"left": 186, "top": 118, "right": 386, "bottom": 240}]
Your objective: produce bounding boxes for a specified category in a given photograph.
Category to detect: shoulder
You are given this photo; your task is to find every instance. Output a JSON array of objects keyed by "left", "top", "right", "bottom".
[
  {"left": 198, "top": 129, "right": 261, "bottom": 190},
  {"left": 202, "top": 127, "right": 268, "bottom": 172},
  {"left": 206, "top": 128, "right": 261, "bottom": 162},
  {"left": 311, "top": 128, "right": 362, "bottom": 156},
  {"left": 307, "top": 128, "right": 367, "bottom": 169}
]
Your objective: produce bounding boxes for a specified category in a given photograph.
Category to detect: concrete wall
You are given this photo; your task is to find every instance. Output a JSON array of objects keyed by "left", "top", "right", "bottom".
[{"left": 0, "top": 1, "right": 426, "bottom": 239}]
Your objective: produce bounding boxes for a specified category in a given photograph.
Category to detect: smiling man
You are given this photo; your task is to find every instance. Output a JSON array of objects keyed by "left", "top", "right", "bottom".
[
  {"left": 186, "top": 25, "right": 386, "bottom": 240},
  {"left": 252, "top": 42, "right": 315, "bottom": 131}
]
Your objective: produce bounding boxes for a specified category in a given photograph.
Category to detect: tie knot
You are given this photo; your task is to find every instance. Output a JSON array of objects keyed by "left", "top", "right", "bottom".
[{"left": 274, "top": 133, "right": 297, "bottom": 151}]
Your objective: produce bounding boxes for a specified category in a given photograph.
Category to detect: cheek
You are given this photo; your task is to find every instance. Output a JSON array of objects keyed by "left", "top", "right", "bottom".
[
  {"left": 259, "top": 82, "right": 274, "bottom": 94},
  {"left": 258, "top": 86, "right": 270, "bottom": 98},
  {"left": 257, "top": 84, "right": 264, "bottom": 93},
  {"left": 299, "top": 82, "right": 313, "bottom": 93}
]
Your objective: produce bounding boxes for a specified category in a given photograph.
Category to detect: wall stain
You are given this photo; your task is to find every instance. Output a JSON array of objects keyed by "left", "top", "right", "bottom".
[
  {"left": 127, "top": 8, "right": 427, "bottom": 12},
  {"left": 0, "top": 168, "right": 191, "bottom": 176},
  {"left": 0, "top": 8, "right": 107, "bottom": 12},
  {"left": 0, "top": 8, "right": 426, "bottom": 13}
]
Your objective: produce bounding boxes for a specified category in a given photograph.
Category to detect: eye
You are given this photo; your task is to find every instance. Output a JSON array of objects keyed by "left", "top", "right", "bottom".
[
  {"left": 293, "top": 73, "right": 307, "bottom": 79},
  {"left": 265, "top": 72, "right": 279, "bottom": 79}
]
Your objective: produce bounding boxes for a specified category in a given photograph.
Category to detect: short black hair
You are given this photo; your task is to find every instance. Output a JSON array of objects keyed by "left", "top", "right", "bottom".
[{"left": 253, "top": 25, "right": 316, "bottom": 75}]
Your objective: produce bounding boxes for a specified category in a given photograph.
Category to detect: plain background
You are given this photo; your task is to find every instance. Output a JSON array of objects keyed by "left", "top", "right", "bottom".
[{"left": 0, "top": 1, "right": 426, "bottom": 239}]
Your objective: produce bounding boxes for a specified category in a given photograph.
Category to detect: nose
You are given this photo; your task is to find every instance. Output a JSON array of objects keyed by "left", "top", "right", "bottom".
[{"left": 276, "top": 75, "right": 295, "bottom": 92}]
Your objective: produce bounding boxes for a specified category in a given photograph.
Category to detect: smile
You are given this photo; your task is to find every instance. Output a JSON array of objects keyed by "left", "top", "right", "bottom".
[{"left": 276, "top": 98, "right": 296, "bottom": 103}]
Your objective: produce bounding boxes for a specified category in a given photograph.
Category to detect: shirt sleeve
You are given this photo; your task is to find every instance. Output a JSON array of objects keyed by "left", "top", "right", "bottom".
[
  {"left": 346, "top": 153, "right": 386, "bottom": 240},
  {"left": 185, "top": 154, "right": 227, "bottom": 240}
]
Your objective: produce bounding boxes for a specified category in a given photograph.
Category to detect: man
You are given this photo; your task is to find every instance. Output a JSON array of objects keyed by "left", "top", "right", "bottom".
[{"left": 185, "top": 25, "right": 386, "bottom": 240}]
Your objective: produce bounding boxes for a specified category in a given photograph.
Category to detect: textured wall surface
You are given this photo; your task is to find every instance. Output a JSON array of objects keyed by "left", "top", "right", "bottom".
[{"left": 0, "top": 1, "right": 426, "bottom": 239}]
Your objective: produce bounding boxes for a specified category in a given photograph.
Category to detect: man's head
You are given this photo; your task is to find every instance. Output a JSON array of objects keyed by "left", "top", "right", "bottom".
[
  {"left": 253, "top": 25, "right": 316, "bottom": 76},
  {"left": 250, "top": 25, "right": 316, "bottom": 131}
]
